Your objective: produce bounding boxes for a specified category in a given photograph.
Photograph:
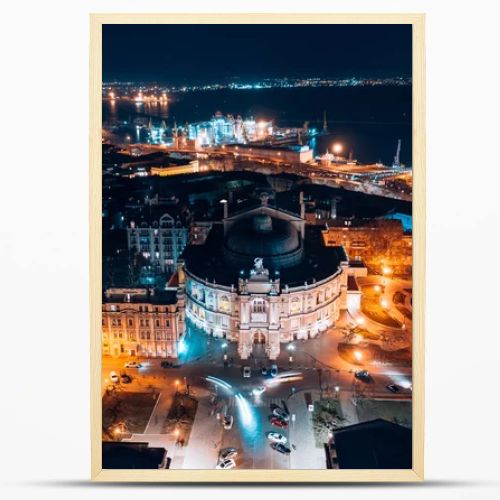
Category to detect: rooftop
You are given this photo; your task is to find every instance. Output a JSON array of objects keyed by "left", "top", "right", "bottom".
[
  {"left": 103, "top": 288, "right": 178, "bottom": 305},
  {"left": 182, "top": 224, "right": 347, "bottom": 288},
  {"left": 102, "top": 442, "right": 169, "bottom": 469},
  {"left": 332, "top": 419, "right": 412, "bottom": 469}
]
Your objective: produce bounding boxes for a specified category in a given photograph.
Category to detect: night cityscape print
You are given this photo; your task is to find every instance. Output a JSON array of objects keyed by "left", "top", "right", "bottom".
[{"left": 101, "top": 23, "right": 413, "bottom": 471}]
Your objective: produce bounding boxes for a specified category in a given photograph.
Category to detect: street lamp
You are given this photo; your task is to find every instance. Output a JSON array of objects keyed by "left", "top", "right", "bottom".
[
  {"left": 175, "top": 379, "right": 179, "bottom": 394},
  {"left": 333, "top": 143, "right": 342, "bottom": 155},
  {"left": 354, "top": 350, "right": 363, "bottom": 363},
  {"left": 334, "top": 385, "right": 340, "bottom": 399},
  {"left": 380, "top": 298, "right": 389, "bottom": 309}
]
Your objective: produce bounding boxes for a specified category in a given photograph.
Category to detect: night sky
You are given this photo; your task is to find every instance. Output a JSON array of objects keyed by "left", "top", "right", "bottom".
[{"left": 103, "top": 24, "right": 412, "bottom": 83}]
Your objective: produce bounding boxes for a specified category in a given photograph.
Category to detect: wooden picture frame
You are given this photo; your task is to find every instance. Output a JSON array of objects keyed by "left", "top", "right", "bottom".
[{"left": 90, "top": 13, "right": 425, "bottom": 482}]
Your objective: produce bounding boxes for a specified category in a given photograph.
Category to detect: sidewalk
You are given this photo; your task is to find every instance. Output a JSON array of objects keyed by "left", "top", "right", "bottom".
[
  {"left": 181, "top": 392, "right": 224, "bottom": 469},
  {"left": 287, "top": 391, "right": 327, "bottom": 470}
]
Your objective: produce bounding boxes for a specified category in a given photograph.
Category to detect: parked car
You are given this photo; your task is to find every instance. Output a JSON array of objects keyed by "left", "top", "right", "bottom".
[
  {"left": 271, "top": 442, "right": 291, "bottom": 455},
  {"left": 223, "top": 415, "right": 234, "bottom": 430},
  {"left": 109, "top": 371, "right": 119, "bottom": 384},
  {"left": 124, "top": 361, "right": 142, "bottom": 369},
  {"left": 219, "top": 448, "right": 238, "bottom": 460},
  {"left": 354, "top": 370, "right": 370, "bottom": 381},
  {"left": 267, "top": 432, "right": 287, "bottom": 444},
  {"left": 215, "top": 458, "right": 236, "bottom": 470},
  {"left": 270, "top": 364, "right": 278, "bottom": 377},
  {"left": 243, "top": 366, "right": 251, "bottom": 378},
  {"left": 270, "top": 416, "right": 288, "bottom": 428},
  {"left": 161, "top": 361, "right": 181, "bottom": 369},
  {"left": 386, "top": 384, "right": 400, "bottom": 393},
  {"left": 120, "top": 373, "right": 132, "bottom": 384},
  {"left": 252, "top": 386, "right": 266, "bottom": 396},
  {"left": 272, "top": 407, "right": 290, "bottom": 422}
]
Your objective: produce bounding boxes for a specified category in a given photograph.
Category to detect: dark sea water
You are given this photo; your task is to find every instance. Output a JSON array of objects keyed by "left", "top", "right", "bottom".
[{"left": 103, "top": 86, "right": 412, "bottom": 165}]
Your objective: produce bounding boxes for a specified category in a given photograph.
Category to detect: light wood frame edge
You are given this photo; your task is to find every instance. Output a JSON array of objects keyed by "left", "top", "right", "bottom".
[{"left": 89, "top": 12, "right": 425, "bottom": 483}]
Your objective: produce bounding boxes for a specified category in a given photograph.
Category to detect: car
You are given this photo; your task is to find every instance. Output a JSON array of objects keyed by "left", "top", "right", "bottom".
[
  {"left": 272, "top": 407, "right": 290, "bottom": 422},
  {"left": 271, "top": 442, "right": 291, "bottom": 455},
  {"left": 124, "top": 361, "right": 142, "bottom": 369},
  {"left": 120, "top": 373, "right": 132, "bottom": 384},
  {"left": 261, "top": 367, "right": 268, "bottom": 376},
  {"left": 160, "top": 361, "right": 181, "bottom": 368},
  {"left": 215, "top": 458, "right": 236, "bottom": 470},
  {"left": 270, "top": 364, "right": 278, "bottom": 377},
  {"left": 219, "top": 448, "right": 238, "bottom": 460},
  {"left": 267, "top": 432, "right": 287, "bottom": 444},
  {"left": 386, "top": 384, "right": 400, "bottom": 393},
  {"left": 223, "top": 415, "right": 234, "bottom": 430},
  {"left": 270, "top": 416, "right": 288, "bottom": 428},
  {"left": 252, "top": 386, "right": 266, "bottom": 396},
  {"left": 109, "top": 371, "right": 120, "bottom": 383},
  {"left": 354, "top": 370, "right": 370, "bottom": 381},
  {"left": 243, "top": 366, "right": 251, "bottom": 378}
]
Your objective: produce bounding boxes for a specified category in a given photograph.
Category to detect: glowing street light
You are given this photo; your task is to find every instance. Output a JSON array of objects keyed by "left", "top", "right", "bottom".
[
  {"left": 374, "top": 285, "right": 382, "bottom": 293},
  {"left": 355, "top": 317, "right": 365, "bottom": 326},
  {"left": 332, "top": 143, "right": 342, "bottom": 155},
  {"left": 287, "top": 343, "right": 296, "bottom": 352},
  {"left": 354, "top": 350, "right": 363, "bottom": 362},
  {"left": 380, "top": 298, "right": 389, "bottom": 309},
  {"left": 383, "top": 266, "right": 392, "bottom": 276}
]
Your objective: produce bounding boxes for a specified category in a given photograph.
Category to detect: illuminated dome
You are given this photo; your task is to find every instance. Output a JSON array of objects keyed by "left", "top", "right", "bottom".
[{"left": 224, "top": 213, "right": 303, "bottom": 269}]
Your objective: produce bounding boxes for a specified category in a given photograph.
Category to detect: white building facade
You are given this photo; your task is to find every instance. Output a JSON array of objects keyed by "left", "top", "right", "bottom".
[{"left": 181, "top": 203, "right": 349, "bottom": 360}]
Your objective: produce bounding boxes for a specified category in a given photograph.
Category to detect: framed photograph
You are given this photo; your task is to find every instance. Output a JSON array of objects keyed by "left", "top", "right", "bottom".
[{"left": 90, "top": 13, "right": 425, "bottom": 482}]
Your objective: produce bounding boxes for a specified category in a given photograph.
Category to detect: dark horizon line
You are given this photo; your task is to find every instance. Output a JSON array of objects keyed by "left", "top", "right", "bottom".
[{"left": 102, "top": 74, "right": 412, "bottom": 86}]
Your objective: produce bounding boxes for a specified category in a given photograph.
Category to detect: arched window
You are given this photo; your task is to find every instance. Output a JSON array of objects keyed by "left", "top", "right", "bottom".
[
  {"left": 290, "top": 297, "right": 301, "bottom": 314},
  {"left": 219, "top": 295, "right": 230, "bottom": 312}
]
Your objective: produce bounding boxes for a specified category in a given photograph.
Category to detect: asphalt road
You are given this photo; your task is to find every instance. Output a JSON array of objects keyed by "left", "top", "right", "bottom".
[{"left": 102, "top": 322, "right": 412, "bottom": 469}]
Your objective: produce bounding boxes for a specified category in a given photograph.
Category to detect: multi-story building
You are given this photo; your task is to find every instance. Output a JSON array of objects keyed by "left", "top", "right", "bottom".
[
  {"left": 127, "top": 213, "right": 188, "bottom": 273},
  {"left": 102, "top": 287, "right": 185, "bottom": 358},
  {"left": 180, "top": 197, "right": 361, "bottom": 360},
  {"left": 322, "top": 218, "right": 412, "bottom": 276}
]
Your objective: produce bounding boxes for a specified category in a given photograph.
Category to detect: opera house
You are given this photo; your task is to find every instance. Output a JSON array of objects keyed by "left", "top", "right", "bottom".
[{"left": 180, "top": 195, "right": 357, "bottom": 359}]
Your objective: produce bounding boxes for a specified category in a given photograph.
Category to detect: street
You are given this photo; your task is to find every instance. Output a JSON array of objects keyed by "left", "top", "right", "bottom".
[{"left": 102, "top": 306, "right": 412, "bottom": 470}]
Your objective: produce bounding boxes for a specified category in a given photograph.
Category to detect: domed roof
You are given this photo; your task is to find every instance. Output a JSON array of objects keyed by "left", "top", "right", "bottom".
[{"left": 224, "top": 213, "right": 303, "bottom": 269}]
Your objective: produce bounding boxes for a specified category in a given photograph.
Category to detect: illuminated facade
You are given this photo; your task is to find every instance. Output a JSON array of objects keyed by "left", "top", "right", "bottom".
[
  {"left": 322, "top": 218, "right": 412, "bottom": 277},
  {"left": 127, "top": 213, "right": 189, "bottom": 273},
  {"left": 188, "top": 111, "right": 272, "bottom": 146},
  {"left": 102, "top": 287, "right": 186, "bottom": 358},
  {"left": 180, "top": 199, "right": 351, "bottom": 359}
]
